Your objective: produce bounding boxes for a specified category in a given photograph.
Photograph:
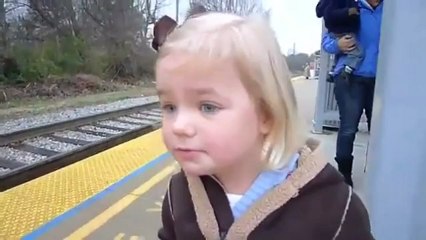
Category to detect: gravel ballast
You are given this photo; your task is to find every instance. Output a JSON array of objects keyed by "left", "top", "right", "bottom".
[
  {"left": 24, "top": 137, "right": 80, "bottom": 152},
  {"left": 98, "top": 120, "right": 140, "bottom": 130},
  {"left": 0, "top": 95, "right": 160, "bottom": 167},
  {"left": 80, "top": 125, "right": 123, "bottom": 135},
  {"left": 53, "top": 130, "right": 104, "bottom": 142},
  {"left": 0, "top": 96, "right": 159, "bottom": 135},
  {"left": 0, "top": 147, "right": 46, "bottom": 164},
  {"left": 117, "top": 116, "right": 148, "bottom": 124},
  {"left": 130, "top": 113, "right": 161, "bottom": 121}
]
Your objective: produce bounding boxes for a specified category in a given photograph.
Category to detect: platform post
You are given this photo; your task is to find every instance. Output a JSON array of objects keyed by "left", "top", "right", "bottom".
[
  {"left": 312, "top": 22, "right": 329, "bottom": 134},
  {"left": 365, "top": 0, "right": 426, "bottom": 239}
]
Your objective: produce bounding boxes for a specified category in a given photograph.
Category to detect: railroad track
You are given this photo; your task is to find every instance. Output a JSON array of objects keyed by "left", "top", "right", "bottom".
[{"left": 0, "top": 101, "right": 162, "bottom": 191}]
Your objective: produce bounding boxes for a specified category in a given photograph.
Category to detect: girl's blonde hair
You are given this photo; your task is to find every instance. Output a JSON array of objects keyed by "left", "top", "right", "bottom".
[{"left": 157, "top": 12, "right": 307, "bottom": 170}]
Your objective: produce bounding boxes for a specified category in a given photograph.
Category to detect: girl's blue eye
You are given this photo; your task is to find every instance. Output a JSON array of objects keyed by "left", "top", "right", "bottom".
[
  {"left": 162, "top": 104, "right": 176, "bottom": 113},
  {"left": 200, "top": 103, "right": 219, "bottom": 113}
]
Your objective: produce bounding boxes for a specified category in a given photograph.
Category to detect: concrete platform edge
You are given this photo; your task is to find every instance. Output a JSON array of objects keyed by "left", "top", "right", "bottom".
[{"left": 22, "top": 152, "right": 171, "bottom": 240}]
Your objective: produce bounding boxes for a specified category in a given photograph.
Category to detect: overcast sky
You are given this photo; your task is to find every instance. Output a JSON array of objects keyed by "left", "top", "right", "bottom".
[{"left": 159, "top": 0, "right": 323, "bottom": 55}]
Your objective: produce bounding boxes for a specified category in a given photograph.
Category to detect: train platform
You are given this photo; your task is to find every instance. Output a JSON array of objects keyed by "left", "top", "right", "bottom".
[
  {"left": 0, "top": 79, "right": 371, "bottom": 240},
  {"left": 0, "top": 129, "right": 171, "bottom": 239}
]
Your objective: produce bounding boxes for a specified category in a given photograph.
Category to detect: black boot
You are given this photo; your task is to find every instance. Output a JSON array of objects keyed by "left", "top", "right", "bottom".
[{"left": 336, "top": 158, "right": 354, "bottom": 187}]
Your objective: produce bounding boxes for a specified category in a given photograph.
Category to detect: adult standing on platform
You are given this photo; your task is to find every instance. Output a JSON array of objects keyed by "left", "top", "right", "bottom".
[{"left": 321, "top": 0, "right": 383, "bottom": 187}]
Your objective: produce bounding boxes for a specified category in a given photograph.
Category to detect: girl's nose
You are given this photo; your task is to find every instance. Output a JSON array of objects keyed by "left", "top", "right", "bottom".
[{"left": 172, "top": 112, "right": 196, "bottom": 137}]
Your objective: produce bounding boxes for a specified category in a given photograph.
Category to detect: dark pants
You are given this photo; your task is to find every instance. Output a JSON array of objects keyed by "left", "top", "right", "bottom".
[{"left": 334, "top": 74, "right": 375, "bottom": 168}]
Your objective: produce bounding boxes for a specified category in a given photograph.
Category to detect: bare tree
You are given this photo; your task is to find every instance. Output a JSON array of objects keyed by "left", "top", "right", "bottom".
[
  {"left": 188, "top": 0, "right": 263, "bottom": 16},
  {"left": 0, "top": 0, "right": 6, "bottom": 56},
  {"left": 0, "top": 0, "right": 168, "bottom": 82},
  {"left": 135, "top": 0, "right": 168, "bottom": 38},
  {"left": 23, "top": 0, "right": 81, "bottom": 38}
]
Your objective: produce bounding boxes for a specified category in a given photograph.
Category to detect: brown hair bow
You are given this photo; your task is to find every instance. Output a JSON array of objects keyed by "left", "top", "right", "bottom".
[
  {"left": 151, "top": 4, "right": 208, "bottom": 52},
  {"left": 152, "top": 15, "right": 178, "bottom": 51}
]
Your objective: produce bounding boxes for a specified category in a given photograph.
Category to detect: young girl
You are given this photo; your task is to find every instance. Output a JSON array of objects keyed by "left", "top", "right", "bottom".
[{"left": 153, "top": 10, "right": 374, "bottom": 240}]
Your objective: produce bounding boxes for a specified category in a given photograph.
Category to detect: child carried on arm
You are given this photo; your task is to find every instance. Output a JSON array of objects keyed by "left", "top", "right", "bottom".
[{"left": 316, "top": 0, "right": 364, "bottom": 82}]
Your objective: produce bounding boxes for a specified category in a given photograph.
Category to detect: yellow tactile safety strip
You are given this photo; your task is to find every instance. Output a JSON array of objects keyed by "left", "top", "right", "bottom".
[{"left": 0, "top": 129, "right": 167, "bottom": 239}]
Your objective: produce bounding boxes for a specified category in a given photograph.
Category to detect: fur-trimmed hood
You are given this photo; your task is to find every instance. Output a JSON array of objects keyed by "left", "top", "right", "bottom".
[{"left": 158, "top": 138, "right": 374, "bottom": 240}]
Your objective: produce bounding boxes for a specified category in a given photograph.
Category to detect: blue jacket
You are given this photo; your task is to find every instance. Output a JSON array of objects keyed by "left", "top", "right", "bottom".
[
  {"left": 322, "top": 0, "right": 383, "bottom": 78},
  {"left": 316, "top": 0, "right": 360, "bottom": 34}
]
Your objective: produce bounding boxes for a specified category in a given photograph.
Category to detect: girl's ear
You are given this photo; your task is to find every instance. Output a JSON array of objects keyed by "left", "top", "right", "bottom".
[
  {"left": 260, "top": 114, "right": 272, "bottom": 135},
  {"left": 152, "top": 15, "right": 178, "bottom": 51},
  {"left": 258, "top": 101, "right": 273, "bottom": 135}
]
